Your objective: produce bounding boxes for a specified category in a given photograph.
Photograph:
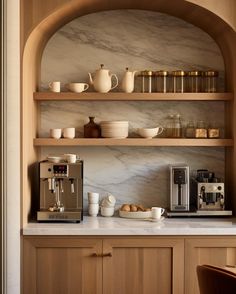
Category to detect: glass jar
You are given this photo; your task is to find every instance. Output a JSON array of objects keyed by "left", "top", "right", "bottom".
[
  {"left": 195, "top": 121, "right": 207, "bottom": 138},
  {"left": 188, "top": 71, "right": 202, "bottom": 92},
  {"left": 138, "top": 70, "right": 154, "bottom": 93},
  {"left": 171, "top": 70, "right": 187, "bottom": 93},
  {"left": 165, "top": 114, "right": 175, "bottom": 137},
  {"left": 208, "top": 122, "right": 220, "bottom": 138},
  {"left": 185, "top": 121, "right": 195, "bottom": 138},
  {"left": 172, "top": 114, "right": 182, "bottom": 138},
  {"left": 202, "top": 70, "right": 218, "bottom": 92},
  {"left": 155, "top": 70, "right": 169, "bottom": 93}
]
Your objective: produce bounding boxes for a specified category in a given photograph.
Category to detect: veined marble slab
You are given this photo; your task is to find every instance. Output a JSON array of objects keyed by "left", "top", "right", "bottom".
[{"left": 23, "top": 216, "right": 236, "bottom": 236}]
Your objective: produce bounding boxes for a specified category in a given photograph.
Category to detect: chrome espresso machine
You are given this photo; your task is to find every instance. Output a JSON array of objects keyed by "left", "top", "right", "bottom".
[
  {"left": 167, "top": 165, "right": 232, "bottom": 217},
  {"left": 37, "top": 160, "right": 83, "bottom": 222}
]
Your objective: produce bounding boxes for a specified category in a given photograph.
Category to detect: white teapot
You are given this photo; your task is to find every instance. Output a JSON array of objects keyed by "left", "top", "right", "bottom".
[
  {"left": 88, "top": 64, "right": 118, "bottom": 93},
  {"left": 121, "top": 67, "right": 137, "bottom": 93}
]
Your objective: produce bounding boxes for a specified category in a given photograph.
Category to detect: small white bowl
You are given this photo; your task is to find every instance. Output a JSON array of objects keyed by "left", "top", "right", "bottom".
[
  {"left": 101, "top": 206, "right": 114, "bottom": 217},
  {"left": 47, "top": 156, "right": 63, "bottom": 163},
  {"left": 138, "top": 127, "right": 164, "bottom": 139}
]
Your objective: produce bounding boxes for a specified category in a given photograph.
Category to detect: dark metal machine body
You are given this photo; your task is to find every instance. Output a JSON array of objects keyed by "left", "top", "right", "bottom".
[{"left": 37, "top": 160, "right": 83, "bottom": 222}]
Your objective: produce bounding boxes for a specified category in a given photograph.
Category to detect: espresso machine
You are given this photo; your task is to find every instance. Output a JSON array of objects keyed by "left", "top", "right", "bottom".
[
  {"left": 169, "top": 164, "right": 190, "bottom": 212},
  {"left": 37, "top": 160, "right": 83, "bottom": 222}
]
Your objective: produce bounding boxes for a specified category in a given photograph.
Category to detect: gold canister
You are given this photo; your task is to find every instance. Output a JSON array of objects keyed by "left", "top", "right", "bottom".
[
  {"left": 155, "top": 70, "right": 169, "bottom": 93},
  {"left": 188, "top": 70, "right": 202, "bottom": 92},
  {"left": 202, "top": 70, "right": 219, "bottom": 92},
  {"left": 138, "top": 70, "right": 153, "bottom": 93},
  {"left": 171, "top": 70, "right": 187, "bottom": 93}
]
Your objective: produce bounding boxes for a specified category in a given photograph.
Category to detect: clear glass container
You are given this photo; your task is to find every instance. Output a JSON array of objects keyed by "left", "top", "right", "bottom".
[
  {"left": 172, "top": 114, "right": 182, "bottom": 138},
  {"left": 185, "top": 121, "right": 195, "bottom": 138},
  {"left": 165, "top": 114, "right": 175, "bottom": 137},
  {"left": 195, "top": 121, "right": 207, "bottom": 138},
  {"left": 171, "top": 70, "right": 187, "bottom": 93},
  {"left": 138, "top": 70, "right": 154, "bottom": 93},
  {"left": 208, "top": 122, "right": 220, "bottom": 138},
  {"left": 202, "top": 70, "right": 218, "bottom": 92},
  {"left": 188, "top": 71, "right": 202, "bottom": 92},
  {"left": 155, "top": 70, "right": 169, "bottom": 93}
]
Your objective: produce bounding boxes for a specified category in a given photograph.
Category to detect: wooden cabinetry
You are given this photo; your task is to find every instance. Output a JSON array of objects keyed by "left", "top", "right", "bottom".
[
  {"left": 23, "top": 237, "right": 103, "bottom": 294},
  {"left": 185, "top": 237, "right": 236, "bottom": 294},
  {"left": 23, "top": 237, "right": 184, "bottom": 294}
]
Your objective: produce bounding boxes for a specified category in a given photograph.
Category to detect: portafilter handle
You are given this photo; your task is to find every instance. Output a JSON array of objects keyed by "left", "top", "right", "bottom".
[{"left": 48, "top": 178, "right": 55, "bottom": 192}]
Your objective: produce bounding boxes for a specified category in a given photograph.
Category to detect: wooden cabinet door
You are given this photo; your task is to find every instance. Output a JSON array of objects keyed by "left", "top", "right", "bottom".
[
  {"left": 102, "top": 238, "right": 184, "bottom": 294},
  {"left": 185, "top": 237, "right": 236, "bottom": 294},
  {"left": 23, "top": 237, "right": 103, "bottom": 294}
]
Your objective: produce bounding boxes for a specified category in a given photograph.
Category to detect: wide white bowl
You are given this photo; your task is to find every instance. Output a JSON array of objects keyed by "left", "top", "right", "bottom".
[
  {"left": 138, "top": 127, "right": 163, "bottom": 139},
  {"left": 101, "top": 121, "right": 129, "bottom": 138}
]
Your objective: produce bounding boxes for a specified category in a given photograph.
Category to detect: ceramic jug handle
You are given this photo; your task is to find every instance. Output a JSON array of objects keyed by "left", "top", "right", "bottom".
[
  {"left": 110, "top": 74, "right": 118, "bottom": 90},
  {"left": 161, "top": 208, "right": 165, "bottom": 215},
  {"left": 157, "top": 127, "right": 164, "bottom": 135}
]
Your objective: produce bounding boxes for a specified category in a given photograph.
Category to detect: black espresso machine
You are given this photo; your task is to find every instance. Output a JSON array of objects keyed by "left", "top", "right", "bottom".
[
  {"left": 37, "top": 160, "right": 83, "bottom": 222},
  {"left": 167, "top": 166, "right": 232, "bottom": 217}
]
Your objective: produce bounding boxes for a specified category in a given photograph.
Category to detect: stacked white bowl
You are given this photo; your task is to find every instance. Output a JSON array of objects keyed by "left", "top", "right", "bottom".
[
  {"left": 88, "top": 192, "right": 99, "bottom": 217},
  {"left": 100, "top": 121, "right": 129, "bottom": 138},
  {"left": 100, "top": 194, "right": 116, "bottom": 217}
]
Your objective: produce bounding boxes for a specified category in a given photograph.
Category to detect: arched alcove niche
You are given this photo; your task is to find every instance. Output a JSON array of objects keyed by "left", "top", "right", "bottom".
[{"left": 22, "top": 0, "right": 236, "bottom": 225}]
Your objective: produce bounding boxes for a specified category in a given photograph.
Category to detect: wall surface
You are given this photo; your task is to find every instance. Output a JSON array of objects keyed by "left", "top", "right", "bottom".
[{"left": 40, "top": 10, "right": 225, "bottom": 209}]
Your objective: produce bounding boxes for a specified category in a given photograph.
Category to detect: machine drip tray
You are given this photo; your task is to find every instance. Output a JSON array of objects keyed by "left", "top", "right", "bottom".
[
  {"left": 37, "top": 211, "right": 82, "bottom": 222},
  {"left": 167, "top": 209, "right": 233, "bottom": 217}
]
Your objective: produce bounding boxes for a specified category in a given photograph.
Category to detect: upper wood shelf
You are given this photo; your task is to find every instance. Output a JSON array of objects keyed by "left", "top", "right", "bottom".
[
  {"left": 34, "top": 92, "right": 233, "bottom": 101},
  {"left": 34, "top": 138, "right": 233, "bottom": 147}
]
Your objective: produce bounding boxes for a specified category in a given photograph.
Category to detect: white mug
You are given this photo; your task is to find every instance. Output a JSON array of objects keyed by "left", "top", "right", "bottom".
[
  {"left": 151, "top": 207, "right": 165, "bottom": 220},
  {"left": 49, "top": 81, "right": 61, "bottom": 92},
  {"left": 88, "top": 203, "right": 99, "bottom": 217},
  {"left": 63, "top": 127, "right": 75, "bottom": 139},
  {"left": 50, "top": 128, "right": 62, "bottom": 139},
  {"left": 66, "top": 83, "right": 89, "bottom": 93},
  {"left": 64, "top": 154, "right": 77, "bottom": 163},
  {"left": 88, "top": 192, "right": 99, "bottom": 204}
]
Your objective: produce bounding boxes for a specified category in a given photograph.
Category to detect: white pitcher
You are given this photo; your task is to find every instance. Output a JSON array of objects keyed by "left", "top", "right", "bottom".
[
  {"left": 121, "top": 67, "right": 137, "bottom": 93},
  {"left": 88, "top": 64, "right": 118, "bottom": 93}
]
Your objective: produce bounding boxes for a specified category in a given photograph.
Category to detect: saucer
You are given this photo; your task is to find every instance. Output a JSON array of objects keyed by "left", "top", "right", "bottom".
[{"left": 149, "top": 216, "right": 165, "bottom": 222}]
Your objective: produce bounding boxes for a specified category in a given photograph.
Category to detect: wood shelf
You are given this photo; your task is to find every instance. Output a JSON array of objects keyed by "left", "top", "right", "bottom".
[
  {"left": 34, "top": 92, "right": 233, "bottom": 101},
  {"left": 33, "top": 138, "right": 233, "bottom": 147}
]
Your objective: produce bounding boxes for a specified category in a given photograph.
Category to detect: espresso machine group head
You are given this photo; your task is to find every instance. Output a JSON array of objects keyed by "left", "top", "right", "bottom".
[{"left": 37, "top": 160, "right": 83, "bottom": 222}]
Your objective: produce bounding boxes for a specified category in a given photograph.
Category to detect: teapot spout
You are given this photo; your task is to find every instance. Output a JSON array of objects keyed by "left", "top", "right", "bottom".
[{"left": 88, "top": 72, "right": 93, "bottom": 85}]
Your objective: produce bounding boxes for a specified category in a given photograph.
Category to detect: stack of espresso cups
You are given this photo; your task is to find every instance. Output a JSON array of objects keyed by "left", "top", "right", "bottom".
[
  {"left": 100, "top": 194, "right": 116, "bottom": 217},
  {"left": 88, "top": 192, "right": 99, "bottom": 217}
]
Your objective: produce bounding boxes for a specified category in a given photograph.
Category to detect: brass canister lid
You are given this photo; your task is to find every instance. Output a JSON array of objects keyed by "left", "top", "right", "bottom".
[
  {"left": 188, "top": 70, "right": 202, "bottom": 76},
  {"left": 138, "top": 70, "right": 153, "bottom": 76},
  {"left": 171, "top": 70, "right": 187, "bottom": 76},
  {"left": 202, "top": 70, "right": 219, "bottom": 77},
  {"left": 155, "top": 70, "right": 169, "bottom": 76}
]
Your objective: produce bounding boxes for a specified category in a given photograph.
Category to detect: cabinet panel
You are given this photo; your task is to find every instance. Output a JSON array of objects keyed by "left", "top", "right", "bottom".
[
  {"left": 23, "top": 237, "right": 103, "bottom": 294},
  {"left": 103, "top": 238, "right": 184, "bottom": 294},
  {"left": 185, "top": 237, "right": 236, "bottom": 294}
]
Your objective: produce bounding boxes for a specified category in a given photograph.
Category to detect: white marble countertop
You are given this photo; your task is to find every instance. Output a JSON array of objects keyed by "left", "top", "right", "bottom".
[{"left": 22, "top": 216, "right": 236, "bottom": 236}]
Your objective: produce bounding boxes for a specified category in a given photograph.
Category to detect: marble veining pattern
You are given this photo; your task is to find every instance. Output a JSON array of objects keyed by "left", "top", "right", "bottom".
[{"left": 40, "top": 10, "right": 225, "bottom": 210}]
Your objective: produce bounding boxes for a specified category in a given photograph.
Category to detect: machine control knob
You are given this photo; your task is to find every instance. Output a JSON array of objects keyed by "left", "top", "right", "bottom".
[
  {"left": 217, "top": 186, "right": 222, "bottom": 191},
  {"left": 48, "top": 168, "right": 51, "bottom": 172}
]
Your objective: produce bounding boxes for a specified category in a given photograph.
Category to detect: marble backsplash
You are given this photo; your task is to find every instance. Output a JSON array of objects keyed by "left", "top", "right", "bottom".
[{"left": 40, "top": 10, "right": 225, "bottom": 210}]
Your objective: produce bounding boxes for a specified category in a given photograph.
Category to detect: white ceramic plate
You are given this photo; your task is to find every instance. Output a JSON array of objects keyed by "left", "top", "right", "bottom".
[{"left": 119, "top": 210, "right": 152, "bottom": 219}]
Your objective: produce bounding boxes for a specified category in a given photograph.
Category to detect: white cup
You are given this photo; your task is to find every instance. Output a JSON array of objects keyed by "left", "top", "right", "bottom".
[
  {"left": 88, "top": 203, "right": 99, "bottom": 217},
  {"left": 101, "top": 206, "right": 114, "bottom": 217},
  {"left": 63, "top": 128, "right": 75, "bottom": 139},
  {"left": 66, "top": 83, "right": 89, "bottom": 93},
  {"left": 49, "top": 81, "right": 61, "bottom": 92},
  {"left": 50, "top": 128, "right": 62, "bottom": 139},
  {"left": 151, "top": 207, "right": 165, "bottom": 220},
  {"left": 64, "top": 154, "right": 77, "bottom": 163},
  {"left": 88, "top": 192, "right": 99, "bottom": 204}
]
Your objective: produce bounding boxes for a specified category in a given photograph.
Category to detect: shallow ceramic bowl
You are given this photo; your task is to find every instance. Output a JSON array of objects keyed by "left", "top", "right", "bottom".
[{"left": 138, "top": 127, "right": 163, "bottom": 139}]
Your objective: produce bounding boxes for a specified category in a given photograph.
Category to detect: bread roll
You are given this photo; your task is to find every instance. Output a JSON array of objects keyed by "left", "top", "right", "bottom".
[{"left": 130, "top": 204, "right": 138, "bottom": 212}]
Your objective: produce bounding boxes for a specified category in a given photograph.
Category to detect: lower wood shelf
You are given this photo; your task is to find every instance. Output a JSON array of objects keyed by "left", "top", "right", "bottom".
[{"left": 33, "top": 138, "right": 233, "bottom": 147}]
